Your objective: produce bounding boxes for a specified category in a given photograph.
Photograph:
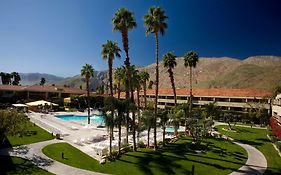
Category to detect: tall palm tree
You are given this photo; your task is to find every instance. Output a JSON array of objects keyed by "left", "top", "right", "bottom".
[
  {"left": 81, "top": 64, "right": 94, "bottom": 124},
  {"left": 184, "top": 51, "right": 199, "bottom": 130},
  {"left": 144, "top": 6, "right": 168, "bottom": 150},
  {"left": 163, "top": 52, "right": 177, "bottom": 105},
  {"left": 114, "top": 67, "right": 125, "bottom": 99},
  {"left": 141, "top": 109, "right": 154, "bottom": 147},
  {"left": 159, "top": 109, "right": 169, "bottom": 147},
  {"left": 101, "top": 40, "right": 121, "bottom": 96},
  {"left": 112, "top": 8, "right": 136, "bottom": 100},
  {"left": 139, "top": 71, "right": 150, "bottom": 109}
]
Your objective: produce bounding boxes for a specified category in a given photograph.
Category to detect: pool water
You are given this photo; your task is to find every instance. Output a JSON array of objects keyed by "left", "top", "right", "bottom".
[
  {"left": 162, "top": 127, "right": 185, "bottom": 133},
  {"left": 55, "top": 115, "right": 104, "bottom": 124}
]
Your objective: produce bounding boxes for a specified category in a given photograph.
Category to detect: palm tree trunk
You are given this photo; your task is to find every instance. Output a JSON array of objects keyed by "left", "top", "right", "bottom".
[
  {"left": 147, "top": 127, "right": 150, "bottom": 147},
  {"left": 144, "top": 81, "right": 147, "bottom": 109},
  {"left": 117, "top": 82, "right": 121, "bottom": 99},
  {"left": 122, "top": 30, "right": 131, "bottom": 100},
  {"left": 163, "top": 126, "right": 166, "bottom": 147},
  {"left": 137, "top": 88, "right": 141, "bottom": 142},
  {"left": 126, "top": 112, "right": 129, "bottom": 144},
  {"left": 186, "top": 67, "right": 192, "bottom": 132},
  {"left": 109, "top": 111, "right": 114, "bottom": 156},
  {"left": 118, "top": 119, "right": 121, "bottom": 155},
  {"left": 131, "top": 89, "right": 136, "bottom": 151},
  {"left": 87, "top": 79, "right": 90, "bottom": 124},
  {"left": 109, "top": 60, "right": 113, "bottom": 96},
  {"left": 154, "top": 32, "right": 159, "bottom": 150},
  {"left": 168, "top": 69, "right": 177, "bottom": 105}
]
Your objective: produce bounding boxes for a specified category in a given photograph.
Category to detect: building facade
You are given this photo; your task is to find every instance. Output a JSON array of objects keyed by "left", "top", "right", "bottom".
[
  {"left": 137, "top": 88, "right": 271, "bottom": 113},
  {"left": 0, "top": 85, "right": 86, "bottom": 103}
]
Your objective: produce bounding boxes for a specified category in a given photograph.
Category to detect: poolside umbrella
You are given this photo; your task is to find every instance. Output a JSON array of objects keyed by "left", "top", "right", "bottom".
[{"left": 26, "top": 100, "right": 58, "bottom": 106}]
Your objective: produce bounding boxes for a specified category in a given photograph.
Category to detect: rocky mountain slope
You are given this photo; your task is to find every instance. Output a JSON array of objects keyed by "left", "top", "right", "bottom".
[{"left": 19, "top": 56, "right": 281, "bottom": 91}]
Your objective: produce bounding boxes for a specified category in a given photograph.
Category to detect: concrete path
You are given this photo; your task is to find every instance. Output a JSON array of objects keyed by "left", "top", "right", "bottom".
[
  {"left": 0, "top": 139, "right": 106, "bottom": 175},
  {"left": 229, "top": 142, "right": 267, "bottom": 175}
]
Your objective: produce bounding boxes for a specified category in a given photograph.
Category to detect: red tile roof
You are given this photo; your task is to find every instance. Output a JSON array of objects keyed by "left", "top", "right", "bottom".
[
  {"left": 0, "top": 85, "right": 86, "bottom": 94},
  {"left": 115, "top": 88, "right": 271, "bottom": 98},
  {"left": 146, "top": 88, "right": 271, "bottom": 98},
  {"left": 0, "top": 85, "right": 26, "bottom": 91}
]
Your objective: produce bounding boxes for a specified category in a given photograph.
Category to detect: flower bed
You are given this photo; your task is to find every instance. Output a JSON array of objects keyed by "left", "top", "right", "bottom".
[{"left": 270, "top": 117, "right": 281, "bottom": 140}]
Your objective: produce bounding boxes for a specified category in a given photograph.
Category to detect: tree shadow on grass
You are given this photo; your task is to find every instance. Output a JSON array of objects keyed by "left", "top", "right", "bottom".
[{"left": 236, "top": 140, "right": 263, "bottom": 146}]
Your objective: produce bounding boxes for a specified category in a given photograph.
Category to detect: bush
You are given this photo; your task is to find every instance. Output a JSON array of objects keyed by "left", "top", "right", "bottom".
[
  {"left": 122, "top": 144, "right": 132, "bottom": 152},
  {"left": 275, "top": 141, "right": 281, "bottom": 152},
  {"left": 137, "top": 141, "right": 145, "bottom": 148},
  {"left": 270, "top": 135, "right": 278, "bottom": 143},
  {"left": 268, "top": 130, "right": 274, "bottom": 137}
]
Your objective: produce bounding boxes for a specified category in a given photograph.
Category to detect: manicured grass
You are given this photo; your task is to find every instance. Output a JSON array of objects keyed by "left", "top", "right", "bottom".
[
  {"left": 0, "top": 156, "right": 53, "bottom": 175},
  {"left": 43, "top": 138, "right": 247, "bottom": 175},
  {"left": 216, "top": 125, "right": 281, "bottom": 175},
  {"left": 2, "top": 121, "right": 54, "bottom": 148}
]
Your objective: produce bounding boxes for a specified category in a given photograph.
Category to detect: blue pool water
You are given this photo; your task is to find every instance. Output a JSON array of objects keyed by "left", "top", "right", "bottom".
[
  {"left": 162, "top": 127, "right": 185, "bottom": 133},
  {"left": 55, "top": 115, "right": 104, "bottom": 124}
]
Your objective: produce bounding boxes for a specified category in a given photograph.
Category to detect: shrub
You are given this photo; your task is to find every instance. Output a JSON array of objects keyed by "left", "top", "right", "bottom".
[
  {"left": 137, "top": 141, "right": 145, "bottom": 148},
  {"left": 270, "top": 135, "right": 278, "bottom": 143},
  {"left": 122, "top": 144, "right": 132, "bottom": 152},
  {"left": 275, "top": 141, "right": 281, "bottom": 152}
]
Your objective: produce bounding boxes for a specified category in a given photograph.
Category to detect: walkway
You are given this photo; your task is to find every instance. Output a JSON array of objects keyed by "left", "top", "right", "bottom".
[
  {"left": 0, "top": 139, "right": 106, "bottom": 175},
  {"left": 229, "top": 142, "right": 267, "bottom": 175},
  {"left": 212, "top": 123, "right": 267, "bottom": 175}
]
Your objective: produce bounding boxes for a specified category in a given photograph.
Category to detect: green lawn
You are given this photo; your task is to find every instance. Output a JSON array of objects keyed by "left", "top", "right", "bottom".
[
  {"left": 1, "top": 121, "right": 54, "bottom": 148},
  {"left": 0, "top": 156, "right": 53, "bottom": 175},
  {"left": 216, "top": 125, "right": 281, "bottom": 175},
  {"left": 43, "top": 138, "right": 247, "bottom": 175}
]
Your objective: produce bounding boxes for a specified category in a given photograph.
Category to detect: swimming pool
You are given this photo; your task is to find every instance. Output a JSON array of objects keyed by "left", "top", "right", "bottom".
[
  {"left": 55, "top": 115, "right": 104, "bottom": 124},
  {"left": 162, "top": 127, "right": 185, "bottom": 133}
]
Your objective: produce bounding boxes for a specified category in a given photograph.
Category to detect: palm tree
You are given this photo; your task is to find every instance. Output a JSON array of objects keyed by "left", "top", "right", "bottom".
[
  {"left": 101, "top": 40, "right": 121, "bottom": 96},
  {"left": 81, "top": 64, "right": 94, "bottom": 124},
  {"left": 112, "top": 8, "right": 136, "bottom": 100},
  {"left": 139, "top": 71, "right": 150, "bottom": 109},
  {"left": 40, "top": 77, "right": 46, "bottom": 86},
  {"left": 184, "top": 51, "right": 199, "bottom": 130},
  {"left": 144, "top": 6, "right": 168, "bottom": 150},
  {"left": 163, "top": 52, "right": 177, "bottom": 105},
  {"left": 115, "top": 99, "right": 127, "bottom": 154},
  {"left": 114, "top": 67, "right": 125, "bottom": 99}
]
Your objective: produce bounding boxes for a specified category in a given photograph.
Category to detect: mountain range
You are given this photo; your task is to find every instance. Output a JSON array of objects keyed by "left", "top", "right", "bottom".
[{"left": 19, "top": 56, "right": 281, "bottom": 91}]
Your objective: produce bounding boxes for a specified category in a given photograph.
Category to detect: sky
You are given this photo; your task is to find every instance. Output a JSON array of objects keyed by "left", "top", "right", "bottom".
[{"left": 0, "top": 0, "right": 281, "bottom": 77}]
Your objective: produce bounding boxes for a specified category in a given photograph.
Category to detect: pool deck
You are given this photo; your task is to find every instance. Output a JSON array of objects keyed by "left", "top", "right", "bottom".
[{"left": 27, "top": 111, "right": 169, "bottom": 161}]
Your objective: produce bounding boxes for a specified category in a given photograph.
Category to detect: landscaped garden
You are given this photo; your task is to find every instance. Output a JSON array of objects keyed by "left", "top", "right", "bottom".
[
  {"left": 0, "top": 156, "right": 53, "bottom": 175},
  {"left": 43, "top": 137, "right": 247, "bottom": 175},
  {"left": 0, "top": 110, "right": 55, "bottom": 174},
  {"left": 216, "top": 125, "right": 281, "bottom": 175}
]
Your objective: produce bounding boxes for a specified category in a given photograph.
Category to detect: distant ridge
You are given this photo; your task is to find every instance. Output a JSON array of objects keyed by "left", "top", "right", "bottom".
[{"left": 18, "top": 56, "right": 281, "bottom": 91}]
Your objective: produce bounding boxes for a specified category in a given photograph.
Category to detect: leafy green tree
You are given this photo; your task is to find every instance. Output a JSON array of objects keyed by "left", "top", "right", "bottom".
[
  {"left": 148, "top": 80, "right": 154, "bottom": 89},
  {"left": 141, "top": 109, "right": 154, "bottom": 147},
  {"left": 11, "top": 72, "right": 21, "bottom": 85},
  {"left": 169, "top": 106, "right": 184, "bottom": 136},
  {"left": 40, "top": 77, "right": 46, "bottom": 86},
  {"left": 0, "top": 72, "right": 12, "bottom": 85},
  {"left": 81, "top": 64, "right": 94, "bottom": 124},
  {"left": 102, "top": 40, "right": 121, "bottom": 96},
  {"left": 112, "top": 8, "right": 136, "bottom": 100},
  {"left": 0, "top": 110, "right": 29, "bottom": 144},
  {"left": 103, "top": 96, "right": 118, "bottom": 156},
  {"left": 144, "top": 6, "right": 168, "bottom": 150},
  {"left": 158, "top": 109, "right": 169, "bottom": 147},
  {"left": 184, "top": 51, "right": 199, "bottom": 129},
  {"left": 163, "top": 52, "right": 177, "bottom": 105},
  {"left": 114, "top": 67, "right": 125, "bottom": 99},
  {"left": 139, "top": 71, "right": 150, "bottom": 109}
]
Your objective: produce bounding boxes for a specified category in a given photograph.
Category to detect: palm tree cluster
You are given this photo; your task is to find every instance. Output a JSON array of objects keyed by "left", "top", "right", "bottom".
[
  {"left": 79, "top": 6, "right": 203, "bottom": 157},
  {"left": 0, "top": 72, "right": 21, "bottom": 85}
]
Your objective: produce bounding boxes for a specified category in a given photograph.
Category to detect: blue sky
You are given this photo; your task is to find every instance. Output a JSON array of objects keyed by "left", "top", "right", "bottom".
[{"left": 0, "top": 0, "right": 281, "bottom": 77}]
